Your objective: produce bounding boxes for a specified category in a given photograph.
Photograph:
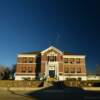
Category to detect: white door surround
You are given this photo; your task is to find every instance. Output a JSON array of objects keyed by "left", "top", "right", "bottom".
[{"left": 45, "top": 62, "right": 59, "bottom": 80}]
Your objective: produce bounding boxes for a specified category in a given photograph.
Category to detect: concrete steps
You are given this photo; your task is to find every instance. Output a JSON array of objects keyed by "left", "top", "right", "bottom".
[{"left": 44, "top": 81, "right": 53, "bottom": 87}]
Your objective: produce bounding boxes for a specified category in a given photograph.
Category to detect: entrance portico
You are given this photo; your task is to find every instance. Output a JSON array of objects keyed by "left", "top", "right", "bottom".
[
  {"left": 41, "top": 46, "right": 63, "bottom": 80},
  {"left": 45, "top": 62, "right": 59, "bottom": 80}
]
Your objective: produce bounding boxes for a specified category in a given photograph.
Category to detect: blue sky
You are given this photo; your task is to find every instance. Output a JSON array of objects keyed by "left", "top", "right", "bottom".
[{"left": 0, "top": 0, "right": 99, "bottom": 73}]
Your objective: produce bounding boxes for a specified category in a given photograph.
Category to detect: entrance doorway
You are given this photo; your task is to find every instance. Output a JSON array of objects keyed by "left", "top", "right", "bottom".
[{"left": 49, "top": 70, "right": 55, "bottom": 78}]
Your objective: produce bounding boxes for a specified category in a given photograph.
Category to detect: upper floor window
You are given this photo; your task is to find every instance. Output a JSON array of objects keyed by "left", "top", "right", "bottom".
[
  {"left": 17, "top": 58, "right": 21, "bottom": 63},
  {"left": 27, "top": 57, "right": 34, "bottom": 63},
  {"left": 70, "top": 58, "right": 74, "bottom": 64},
  {"left": 76, "top": 58, "right": 80, "bottom": 64},
  {"left": 60, "top": 56, "right": 63, "bottom": 60},
  {"left": 23, "top": 57, "right": 27, "bottom": 63},
  {"left": 17, "top": 57, "right": 34, "bottom": 63},
  {"left": 48, "top": 56, "right": 56, "bottom": 62},
  {"left": 64, "top": 58, "right": 68, "bottom": 63}
]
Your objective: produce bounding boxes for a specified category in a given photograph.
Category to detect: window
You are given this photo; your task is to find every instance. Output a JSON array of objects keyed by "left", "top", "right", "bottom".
[
  {"left": 50, "top": 56, "right": 54, "bottom": 61},
  {"left": 28, "top": 67, "right": 32, "bottom": 73},
  {"left": 65, "top": 67, "right": 69, "bottom": 73},
  {"left": 21, "top": 57, "right": 34, "bottom": 63},
  {"left": 22, "top": 57, "right": 27, "bottom": 63},
  {"left": 64, "top": 58, "right": 68, "bottom": 63},
  {"left": 21, "top": 67, "right": 26, "bottom": 73},
  {"left": 28, "top": 57, "right": 33, "bottom": 63},
  {"left": 70, "top": 68, "right": 75, "bottom": 73},
  {"left": 70, "top": 58, "right": 74, "bottom": 64},
  {"left": 77, "top": 68, "right": 81, "bottom": 73},
  {"left": 54, "top": 56, "right": 56, "bottom": 61},
  {"left": 48, "top": 56, "right": 49, "bottom": 61},
  {"left": 59, "top": 73, "right": 63, "bottom": 75},
  {"left": 76, "top": 58, "right": 80, "bottom": 64},
  {"left": 48, "top": 56, "right": 56, "bottom": 62},
  {"left": 60, "top": 56, "right": 63, "bottom": 60},
  {"left": 17, "top": 58, "right": 21, "bottom": 63}
]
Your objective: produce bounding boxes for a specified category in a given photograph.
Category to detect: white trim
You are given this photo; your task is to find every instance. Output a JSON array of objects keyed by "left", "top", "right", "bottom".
[
  {"left": 63, "top": 55, "right": 85, "bottom": 58},
  {"left": 64, "top": 73, "right": 86, "bottom": 75},
  {"left": 47, "top": 51, "right": 57, "bottom": 56},
  {"left": 63, "top": 76, "right": 87, "bottom": 80},
  {"left": 45, "top": 62, "right": 59, "bottom": 79},
  {"left": 18, "top": 54, "right": 36, "bottom": 57},
  {"left": 17, "top": 63, "right": 36, "bottom": 64},
  {"left": 15, "top": 75, "right": 35, "bottom": 80},
  {"left": 41, "top": 61, "right": 63, "bottom": 63},
  {"left": 16, "top": 73, "right": 35, "bottom": 74},
  {"left": 41, "top": 46, "right": 63, "bottom": 55},
  {"left": 87, "top": 75, "right": 100, "bottom": 80},
  {"left": 63, "top": 63, "right": 85, "bottom": 65}
]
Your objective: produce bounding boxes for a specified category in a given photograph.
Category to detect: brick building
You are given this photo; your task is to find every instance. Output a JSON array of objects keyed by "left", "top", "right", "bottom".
[{"left": 15, "top": 46, "right": 87, "bottom": 81}]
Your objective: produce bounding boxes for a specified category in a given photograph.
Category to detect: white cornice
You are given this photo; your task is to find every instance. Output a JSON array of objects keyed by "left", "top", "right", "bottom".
[
  {"left": 18, "top": 54, "right": 36, "bottom": 57},
  {"left": 63, "top": 55, "right": 85, "bottom": 58}
]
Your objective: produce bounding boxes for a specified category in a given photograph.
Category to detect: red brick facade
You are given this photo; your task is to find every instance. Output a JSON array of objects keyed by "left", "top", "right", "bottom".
[{"left": 15, "top": 46, "right": 86, "bottom": 80}]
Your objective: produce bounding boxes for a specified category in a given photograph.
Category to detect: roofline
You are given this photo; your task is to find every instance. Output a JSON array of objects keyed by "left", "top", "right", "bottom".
[
  {"left": 17, "top": 54, "right": 37, "bottom": 57},
  {"left": 41, "top": 46, "right": 63, "bottom": 54}
]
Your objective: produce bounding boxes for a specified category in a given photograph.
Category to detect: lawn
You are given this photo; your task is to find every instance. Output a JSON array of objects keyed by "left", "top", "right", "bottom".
[
  {"left": 0, "top": 90, "right": 34, "bottom": 100},
  {"left": 0, "top": 81, "right": 100, "bottom": 100}
]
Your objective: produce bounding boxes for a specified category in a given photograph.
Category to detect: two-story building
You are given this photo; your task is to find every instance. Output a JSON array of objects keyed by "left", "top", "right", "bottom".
[{"left": 15, "top": 46, "right": 87, "bottom": 81}]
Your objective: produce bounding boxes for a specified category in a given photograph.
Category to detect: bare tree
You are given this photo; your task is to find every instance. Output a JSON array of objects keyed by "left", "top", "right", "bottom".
[
  {"left": 0, "top": 66, "right": 10, "bottom": 80},
  {"left": 10, "top": 64, "right": 16, "bottom": 80}
]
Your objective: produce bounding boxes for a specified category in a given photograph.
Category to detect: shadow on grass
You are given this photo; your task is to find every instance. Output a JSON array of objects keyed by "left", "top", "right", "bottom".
[
  {"left": 8, "top": 81, "right": 100, "bottom": 100},
  {"left": 7, "top": 88, "right": 32, "bottom": 98},
  {"left": 25, "top": 81, "right": 100, "bottom": 100}
]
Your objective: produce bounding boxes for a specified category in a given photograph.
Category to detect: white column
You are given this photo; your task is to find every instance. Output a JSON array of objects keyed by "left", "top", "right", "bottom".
[
  {"left": 45, "top": 62, "right": 48, "bottom": 78},
  {"left": 55, "top": 62, "right": 57, "bottom": 78},
  {"left": 57, "top": 62, "right": 59, "bottom": 80}
]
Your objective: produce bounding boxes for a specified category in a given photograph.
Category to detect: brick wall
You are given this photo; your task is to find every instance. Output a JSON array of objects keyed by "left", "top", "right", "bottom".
[
  {"left": 16, "top": 57, "right": 36, "bottom": 74},
  {"left": 16, "top": 64, "right": 36, "bottom": 73}
]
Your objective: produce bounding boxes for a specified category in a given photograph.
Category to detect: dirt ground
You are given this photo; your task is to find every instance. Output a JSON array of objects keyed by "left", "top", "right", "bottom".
[
  {"left": 0, "top": 90, "right": 34, "bottom": 100},
  {"left": 0, "top": 86, "right": 100, "bottom": 100}
]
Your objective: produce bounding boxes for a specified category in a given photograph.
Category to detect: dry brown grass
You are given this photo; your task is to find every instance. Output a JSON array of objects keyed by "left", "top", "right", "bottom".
[{"left": 0, "top": 80, "right": 42, "bottom": 88}]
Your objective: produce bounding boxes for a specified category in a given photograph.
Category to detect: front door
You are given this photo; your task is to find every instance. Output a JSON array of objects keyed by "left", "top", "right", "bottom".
[
  {"left": 48, "top": 65, "right": 55, "bottom": 78},
  {"left": 49, "top": 70, "right": 55, "bottom": 78}
]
